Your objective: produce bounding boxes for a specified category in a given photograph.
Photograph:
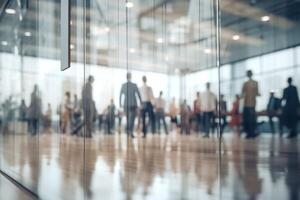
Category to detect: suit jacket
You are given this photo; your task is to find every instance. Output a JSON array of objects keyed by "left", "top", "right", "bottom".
[
  {"left": 282, "top": 85, "right": 300, "bottom": 114},
  {"left": 119, "top": 81, "right": 141, "bottom": 109}
]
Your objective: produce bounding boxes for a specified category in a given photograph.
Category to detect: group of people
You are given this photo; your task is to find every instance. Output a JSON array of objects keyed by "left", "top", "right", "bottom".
[{"left": 0, "top": 70, "right": 299, "bottom": 139}]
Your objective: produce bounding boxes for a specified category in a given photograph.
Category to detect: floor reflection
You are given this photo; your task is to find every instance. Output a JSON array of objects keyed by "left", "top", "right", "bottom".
[{"left": 0, "top": 133, "right": 300, "bottom": 200}]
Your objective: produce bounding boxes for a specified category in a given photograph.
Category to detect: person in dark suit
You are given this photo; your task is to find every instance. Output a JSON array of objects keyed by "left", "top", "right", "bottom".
[
  {"left": 266, "top": 91, "right": 282, "bottom": 135},
  {"left": 281, "top": 77, "right": 300, "bottom": 138},
  {"left": 119, "top": 72, "right": 142, "bottom": 138}
]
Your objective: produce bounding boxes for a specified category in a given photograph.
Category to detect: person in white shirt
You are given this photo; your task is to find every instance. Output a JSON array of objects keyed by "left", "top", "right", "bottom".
[
  {"left": 200, "top": 82, "right": 217, "bottom": 137},
  {"left": 139, "top": 76, "right": 156, "bottom": 137},
  {"left": 155, "top": 91, "right": 168, "bottom": 134}
]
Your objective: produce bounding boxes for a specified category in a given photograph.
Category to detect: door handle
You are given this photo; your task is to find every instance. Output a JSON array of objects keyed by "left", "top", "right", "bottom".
[{"left": 61, "top": 0, "right": 70, "bottom": 71}]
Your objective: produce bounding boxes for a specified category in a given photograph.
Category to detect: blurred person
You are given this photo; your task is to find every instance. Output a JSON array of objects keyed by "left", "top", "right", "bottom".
[
  {"left": 281, "top": 77, "right": 300, "bottom": 138},
  {"left": 229, "top": 95, "right": 241, "bottom": 134},
  {"left": 139, "top": 75, "right": 156, "bottom": 137},
  {"left": 61, "top": 91, "right": 72, "bottom": 134},
  {"left": 266, "top": 91, "right": 282, "bottom": 135},
  {"left": 119, "top": 72, "right": 141, "bottom": 138},
  {"left": 180, "top": 99, "right": 191, "bottom": 135},
  {"left": 155, "top": 91, "right": 168, "bottom": 135},
  {"left": 19, "top": 99, "right": 27, "bottom": 122},
  {"left": 82, "top": 75, "right": 95, "bottom": 138},
  {"left": 193, "top": 92, "right": 202, "bottom": 133},
  {"left": 44, "top": 103, "right": 52, "bottom": 132},
  {"left": 106, "top": 99, "right": 116, "bottom": 134},
  {"left": 28, "top": 85, "right": 42, "bottom": 135},
  {"left": 201, "top": 82, "right": 217, "bottom": 138},
  {"left": 242, "top": 70, "right": 260, "bottom": 139},
  {"left": 169, "top": 97, "right": 178, "bottom": 131},
  {"left": 72, "top": 94, "right": 81, "bottom": 133},
  {"left": 219, "top": 94, "right": 227, "bottom": 135}
]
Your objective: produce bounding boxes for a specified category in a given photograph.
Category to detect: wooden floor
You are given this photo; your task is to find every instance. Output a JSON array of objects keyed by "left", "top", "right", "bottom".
[{"left": 0, "top": 132, "right": 299, "bottom": 200}]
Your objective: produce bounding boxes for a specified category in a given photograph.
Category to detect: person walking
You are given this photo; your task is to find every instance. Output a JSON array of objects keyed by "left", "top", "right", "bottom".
[
  {"left": 139, "top": 76, "right": 156, "bottom": 137},
  {"left": 201, "top": 82, "right": 217, "bottom": 138},
  {"left": 119, "top": 73, "right": 142, "bottom": 138},
  {"left": 155, "top": 91, "right": 168, "bottom": 135},
  {"left": 241, "top": 70, "right": 260, "bottom": 139},
  {"left": 281, "top": 77, "right": 300, "bottom": 138}
]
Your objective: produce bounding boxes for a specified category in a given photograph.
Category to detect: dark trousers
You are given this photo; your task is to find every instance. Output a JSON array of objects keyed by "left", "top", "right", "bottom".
[
  {"left": 125, "top": 106, "right": 137, "bottom": 136},
  {"left": 156, "top": 109, "right": 168, "bottom": 134},
  {"left": 268, "top": 114, "right": 283, "bottom": 135},
  {"left": 29, "top": 119, "right": 39, "bottom": 135},
  {"left": 220, "top": 116, "right": 227, "bottom": 134},
  {"left": 106, "top": 114, "right": 115, "bottom": 134},
  {"left": 283, "top": 111, "right": 298, "bottom": 137},
  {"left": 243, "top": 107, "right": 257, "bottom": 137},
  {"left": 195, "top": 113, "right": 202, "bottom": 133},
  {"left": 203, "top": 112, "right": 214, "bottom": 136},
  {"left": 141, "top": 102, "right": 155, "bottom": 136}
]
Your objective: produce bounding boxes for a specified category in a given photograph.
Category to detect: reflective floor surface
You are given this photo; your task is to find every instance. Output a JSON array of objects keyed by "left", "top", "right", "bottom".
[{"left": 0, "top": 132, "right": 299, "bottom": 200}]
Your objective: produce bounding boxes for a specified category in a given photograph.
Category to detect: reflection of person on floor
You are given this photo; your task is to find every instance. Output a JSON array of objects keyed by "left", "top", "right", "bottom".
[
  {"left": 286, "top": 141, "right": 300, "bottom": 200},
  {"left": 193, "top": 92, "right": 202, "bottom": 133},
  {"left": 28, "top": 84, "right": 42, "bottom": 135},
  {"left": 82, "top": 75, "right": 95, "bottom": 138},
  {"left": 201, "top": 82, "right": 217, "bottom": 138},
  {"left": 139, "top": 76, "right": 156, "bottom": 137},
  {"left": 169, "top": 97, "right": 178, "bottom": 131},
  {"left": 155, "top": 91, "right": 168, "bottom": 135},
  {"left": 119, "top": 72, "right": 141, "bottom": 138},
  {"left": 180, "top": 99, "right": 191, "bottom": 135},
  {"left": 219, "top": 94, "right": 227, "bottom": 135},
  {"left": 61, "top": 92, "right": 72, "bottom": 134},
  {"left": 266, "top": 91, "right": 282, "bottom": 135},
  {"left": 281, "top": 77, "right": 300, "bottom": 138},
  {"left": 230, "top": 95, "right": 241, "bottom": 134},
  {"left": 106, "top": 99, "right": 116, "bottom": 134},
  {"left": 242, "top": 70, "right": 260, "bottom": 139}
]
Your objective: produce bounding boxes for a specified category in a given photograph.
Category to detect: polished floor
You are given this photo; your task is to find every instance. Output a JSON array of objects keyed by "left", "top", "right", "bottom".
[{"left": 0, "top": 132, "right": 299, "bottom": 200}]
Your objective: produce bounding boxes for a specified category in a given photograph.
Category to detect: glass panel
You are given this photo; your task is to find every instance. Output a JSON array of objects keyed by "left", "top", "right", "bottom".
[
  {"left": 0, "top": 0, "right": 86, "bottom": 199},
  {"left": 220, "top": 0, "right": 300, "bottom": 199},
  {"left": 84, "top": 0, "right": 220, "bottom": 199}
]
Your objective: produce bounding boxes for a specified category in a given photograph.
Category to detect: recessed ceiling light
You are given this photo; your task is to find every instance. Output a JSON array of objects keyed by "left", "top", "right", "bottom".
[
  {"left": 261, "top": 15, "right": 270, "bottom": 22},
  {"left": 1, "top": 41, "right": 8, "bottom": 46},
  {"left": 204, "top": 48, "right": 212, "bottom": 54},
  {"left": 126, "top": 2, "right": 134, "bottom": 8},
  {"left": 129, "top": 48, "right": 136, "bottom": 53},
  {"left": 104, "top": 27, "right": 110, "bottom": 32},
  {"left": 5, "top": 8, "right": 16, "bottom": 14},
  {"left": 232, "top": 35, "right": 240, "bottom": 41},
  {"left": 70, "top": 44, "right": 75, "bottom": 49},
  {"left": 165, "top": 56, "right": 169, "bottom": 61},
  {"left": 24, "top": 32, "right": 31, "bottom": 37},
  {"left": 156, "top": 38, "right": 164, "bottom": 44}
]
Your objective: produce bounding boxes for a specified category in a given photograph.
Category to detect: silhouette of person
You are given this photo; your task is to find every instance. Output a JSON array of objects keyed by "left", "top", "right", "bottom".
[
  {"left": 119, "top": 72, "right": 141, "bottom": 138},
  {"left": 242, "top": 70, "right": 260, "bottom": 138},
  {"left": 139, "top": 76, "right": 156, "bottom": 137},
  {"left": 266, "top": 91, "right": 282, "bottom": 135},
  {"left": 281, "top": 77, "right": 300, "bottom": 138},
  {"left": 82, "top": 75, "right": 94, "bottom": 138}
]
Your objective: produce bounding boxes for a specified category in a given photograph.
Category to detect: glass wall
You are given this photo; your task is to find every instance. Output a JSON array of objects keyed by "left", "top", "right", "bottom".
[{"left": 0, "top": 0, "right": 220, "bottom": 199}]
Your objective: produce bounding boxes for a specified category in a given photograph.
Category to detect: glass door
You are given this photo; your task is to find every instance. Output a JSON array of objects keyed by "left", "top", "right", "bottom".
[{"left": 0, "top": 0, "right": 86, "bottom": 199}]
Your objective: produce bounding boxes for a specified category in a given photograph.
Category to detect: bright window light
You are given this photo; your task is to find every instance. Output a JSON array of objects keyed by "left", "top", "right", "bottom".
[{"left": 204, "top": 48, "right": 212, "bottom": 54}]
